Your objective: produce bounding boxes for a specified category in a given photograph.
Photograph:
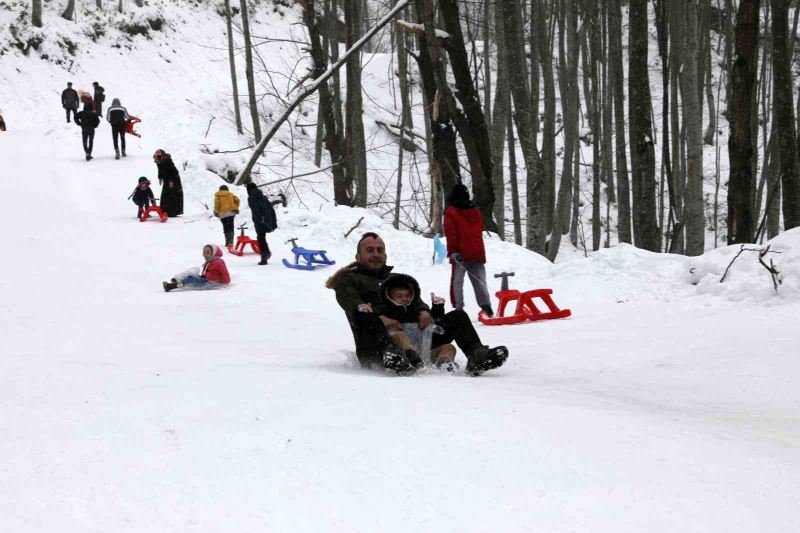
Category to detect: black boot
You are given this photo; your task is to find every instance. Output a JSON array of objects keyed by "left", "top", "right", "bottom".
[
  {"left": 258, "top": 250, "right": 272, "bottom": 266},
  {"left": 163, "top": 281, "right": 179, "bottom": 292},
  {"left": 404, "top": 349, "right": 425, "bottom": 370},
  {"left": 465, "top": 345, "right": 509, "bottom": 376},
  {"left": 383, "top": 347, "right": 418, "bottom": 376}
]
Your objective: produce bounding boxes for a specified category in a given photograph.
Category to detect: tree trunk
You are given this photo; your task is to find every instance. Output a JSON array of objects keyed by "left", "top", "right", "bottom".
[
  {"left": 588, "top": 1, "right": 602, "bottom": 251},
  {"left": 547, "top": 0, "right": 579, "bottom": 261},
  {"left": 239, "top": 0, "right": 263, "bottom": 143},
  {"left": 344, "top": 0, "right": 368, "bottom": 207},
  {"left": 225, "top": 0, "right": 243, "bottom": 135},
  {"left": 508, "top": 110, "right": 523, "bottom": 245},
  {"left": 490, "top": 0, "right": 511, "bottom": 240},
  {"left": 772, "top": 0, "right": 800, "bottom": 229},
  {"left": 683, "top": 0, "right": 705, "bottom": 255},
  {"left": 727, "top": 0, "right": 759, "bottom": 244},
  {"left": 537, "top": 0, "right": 556, "bottom": 235},
  {"left": 61, "top": 0, "right": 75, "bottom": 21},
  {"left": 502, "top": 0, "right": 546, "bottom": 253},
  {"left": 610, "top": 0, "right": 630, "bottom": 243},
  {"left": 628, "top": 0, "right": 660, "bottom": 251},
  {"left": 31, "top": 0, "right": 42, "bottom": 27},
  {"left": 438, "top": 0, "right": 497, "bottom": 232}
]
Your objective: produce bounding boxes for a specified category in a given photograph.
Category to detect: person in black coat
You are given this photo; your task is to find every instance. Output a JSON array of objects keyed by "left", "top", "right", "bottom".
[
  {"left": 130, "top": 177, "right": 155, "bottom": 218},
  {"left": 153, "top": 149, "right": 183, "bottom": 217},
  {"left": 74, "top": 103, "right": 100, "bottom": 161},
  {"left": 246, "top": 183, "right": 284, "bottom": 265},
  {"left": 61, "top": 82, "right": 79, "bottom": 123},
  {"left": 92, "top": 82, "right": 105, "bottom": 117}
]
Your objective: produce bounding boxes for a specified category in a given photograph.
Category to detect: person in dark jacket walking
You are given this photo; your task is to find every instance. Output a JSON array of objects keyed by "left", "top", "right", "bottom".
[
  {"left": 106, "top": 98, "right": 129, "bottom": 159},
  {"left": 92, "top": 82, "right": 105, "bottom": 117},
  {"left": 325, "top": 232, "right": 508, "bottom": 376},
  {"left": 245, "top": 183, "right": 282, "bottom": 265},
  {"left": 130, "top": 177, "right": 155, "bottom": 218},
  {"left": 74, "top": 103, "right": 100, "bottom": 161},
  {"left": 443, "top": 183, "right": 494, "bottom": 317},
  {"left": 153, "top": 149, "right": 183, "bottom": 217},
  {"left": 79, "top": 91, "right": 94, "bottom": 112},
  {"left": 61, "top": 82, "right": 79, "bottom": 123}
]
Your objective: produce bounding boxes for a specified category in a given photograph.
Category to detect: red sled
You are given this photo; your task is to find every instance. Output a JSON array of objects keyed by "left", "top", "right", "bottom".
[
  {"left": 228, "top": 235, "right": 261, "bottom": 257},
  {"left": 126, "top": 116, "right": 142, "bottom": 138},
  {"left": 140, "top": 206, "right": 168, "bottom": 222},
  {"left": 479, "top": 288, "right": 571, "bottom": 326}
]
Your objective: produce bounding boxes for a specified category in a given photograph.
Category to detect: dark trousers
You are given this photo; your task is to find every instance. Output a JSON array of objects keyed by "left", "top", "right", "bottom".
[
  {"left": 221, "top": 216, "right": 235, "bottom": 234},
  {"left": 350, "top": 309, "right": 481, "bottom": 369},
  {"left": 81, "top": 129, "right": 95, "bottom": 154},
  {"left": 65, "top": 107, "right": 77, "bottom": 122},
  {"left": 256, "top": 231, "right": 271, "bottom": 260},
  {"left": 112, "top": 123, "right": 126, "bottom": 151}
]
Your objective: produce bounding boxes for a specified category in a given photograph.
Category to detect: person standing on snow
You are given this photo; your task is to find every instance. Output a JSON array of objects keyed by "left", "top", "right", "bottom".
[
  {"left": 326, "top": 232, "right": 508, "bottom": 376},
  {"left": 245, "top": 183, "right": 283, "bottom": 265},
  {"left": 61, "top": 82, "right": 79, "bottom": 123},
  {"left": 214, "top": 185, "right": 240, "bottom": 248},
  {"left": 79, "top": 91, "right": 94, "bottom": 112},
  {"left": 92, "top": 82, "right": 105, "bottom": 117},
  {"left": 162, "top": 244, "right": 231, "bottom": 292},
  {"left": 443, "top": 183, "right": 494, "bottom": 318},
  {"left": 153, "top": 149, "right": 183, "bottom": 217},
  {"left": 106, "top": 98, "right": 129, "bottom": 159},
  {"left": 74, "top": 103, "right": 100, "bottom": 161},
  {"left": 130, "top": 176, "right": 155, "bottom": 218}
]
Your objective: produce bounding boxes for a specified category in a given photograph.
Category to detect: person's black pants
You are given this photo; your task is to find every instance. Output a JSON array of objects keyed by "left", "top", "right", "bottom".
[
  {"left": 221, "top": 216, "right": 235, "bottom": 234},
  {"left": 350, "top": 309, "right": 481, "bottom": 369},
  {"left": 65, "top": 107, "right": 77, "bottom": 123},
  {"left": 256, "top": 231, "right": 271, "bottom": 260},
  {"left": 81, "top": 129, "right": 95, "bottom": 154},
  {"left": 112, "top": 123, "right": 126, "bottom": 151}
]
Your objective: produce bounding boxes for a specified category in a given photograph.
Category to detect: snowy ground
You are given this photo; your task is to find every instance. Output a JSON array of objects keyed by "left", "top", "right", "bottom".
[{"left": 2, "top": 2, "right": 800, "bottom": 532}]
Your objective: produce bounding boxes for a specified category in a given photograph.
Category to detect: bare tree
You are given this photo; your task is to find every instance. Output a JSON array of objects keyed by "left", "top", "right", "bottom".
[
  {"left": 610, "top": 0, "right": 630, "bottom": 243},
  {"left": 31, "top": 0, "right": 42, "bottom": 27},
  {"left": 344, "top": 0, "right": 368, "bottom": 207},
  {"left": 628, "top": 0, "right": 660, "bottom": 251},
  {"left": 683, "top": 0, "right": 705, "bottom": 255},
  {"left": 240, "top": 0, "right": 263, "bottom": 143},
  {"left": 62, "top": 0, "right": 75, "bottom": 21},
  {"left": 224, "top": 0, "right": 243, "bottom": 135},
  {"left": 728, "top": 0, "right": 760, "bottom": 244}
]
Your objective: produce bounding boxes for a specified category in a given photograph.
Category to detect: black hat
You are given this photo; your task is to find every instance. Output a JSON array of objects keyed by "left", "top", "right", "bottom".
[
  {"left": 138, "top": 176, "right": 150, "bottom": 184},
  {"left": 93, "top": 81, "right": 98, "bottom": 86},
  {"left": 447, "top": 183, "right": 473, "bottom": 208},
  {"left": 219, "top": 185, "right": 229, "bottom": 191}
]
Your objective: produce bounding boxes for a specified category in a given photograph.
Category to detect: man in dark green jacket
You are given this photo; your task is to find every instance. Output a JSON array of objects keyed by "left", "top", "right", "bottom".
[{"left": 326, "top": 232, "right": 508, "bottom": 376}]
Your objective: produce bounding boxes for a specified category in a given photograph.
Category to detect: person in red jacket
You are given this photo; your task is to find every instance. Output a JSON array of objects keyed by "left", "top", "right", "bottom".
[
  {"left": 443, "top": 183, "right": 494, "bottom": 317},
  {"left": 162, "top": 244, "right": 231, "bottom": 292}
]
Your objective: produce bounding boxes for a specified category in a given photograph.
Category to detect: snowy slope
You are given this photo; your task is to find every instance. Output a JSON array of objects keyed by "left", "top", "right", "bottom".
[{"left": 2, "top": 1, "right": 800, "bottom": 532}]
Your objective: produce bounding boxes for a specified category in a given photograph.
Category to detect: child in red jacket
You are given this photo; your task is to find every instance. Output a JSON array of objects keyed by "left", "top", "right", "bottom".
[
  {"left": 443, "top": 183, "right": 494, "bottom": 317},
  {"left": 163, "top": 244, "right": 231, "bottom": 291}
]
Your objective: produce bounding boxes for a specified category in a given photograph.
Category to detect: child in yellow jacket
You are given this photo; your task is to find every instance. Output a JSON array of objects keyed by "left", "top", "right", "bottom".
[{"left": 214, "top": 185, "right": 240, "bottom": 247}]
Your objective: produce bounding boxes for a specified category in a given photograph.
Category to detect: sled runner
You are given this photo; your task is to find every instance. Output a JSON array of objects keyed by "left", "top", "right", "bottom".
[
  {"left": 139, "top": 205, "right": 168, "bottom": 222},
  {"left": 228, "top": 224, "right": 261, "bottom": 257},
  {"left": 479, "top": 272, "right": 571, "bottom": 326},
  {"left": 282, "top": 237, "right": 336, "bottom": 271}
]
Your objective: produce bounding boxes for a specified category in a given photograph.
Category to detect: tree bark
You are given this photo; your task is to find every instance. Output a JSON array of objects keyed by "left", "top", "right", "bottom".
[
  {"left": 344, "top": 0, "right": 368, "bottom": 207},
  {"left": 610, "top": 0, "right": 630, "bottom": 243},
  {"left": 683, "top": 0, "right": 705, "bottom": 255},
  {"left": 490, "top": 0, "right": 511, "bottom": 239},
  {"left": 32, "top": 0, "right": 42, "bottom": 27},
  {"left": 61, "top": 0, "right": 75, "bottom": 21},
  {"left": 239, "top": 0, "right": 263, "bottom": 142},
  {"left": 772, "top": 0, "right": 800, "bottom": 229},
  {"left": 537, "top": 0, "right": 556, "bottom": 235},
  {"left": 628, "top": 0, "right": 660, "bottom": 251},
  {"left": 224, "top": 0, "right": 243, "bottom": 135},
  {"left": 727, "top": 0, "right": 759, "bottom": 244}
]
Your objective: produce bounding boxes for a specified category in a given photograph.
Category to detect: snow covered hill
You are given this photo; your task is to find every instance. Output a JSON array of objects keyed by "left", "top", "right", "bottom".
[{"left": 2, "top": 2, "right": 800, "bottom": 531}]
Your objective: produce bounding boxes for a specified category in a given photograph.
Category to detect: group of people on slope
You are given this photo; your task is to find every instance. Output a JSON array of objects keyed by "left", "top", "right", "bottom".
[
  {"left": 130, "top": 149, "right": 184, "bottom": 218},
  {"left": 161, "top": 181, "right": 284, "bottom": 292},
  {"left": 325, "top": 183, "right": 506, "bottom": 377},
  {"left": 62, "top": 81, "right": 133, "bottom": 161}
]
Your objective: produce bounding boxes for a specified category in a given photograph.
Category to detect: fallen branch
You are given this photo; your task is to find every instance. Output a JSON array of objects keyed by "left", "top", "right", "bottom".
[
  {"left": 757, "top": 246, "right": 782, "bottom": 292},
  {"left": 204, "top": 116, "right": 216, "bottom": 138},
  {"left": 344, "top": 217, "right": 365, "bottom": 239},
  {"left": 719, "top": 244, "right": 782, "bottom": 285}
]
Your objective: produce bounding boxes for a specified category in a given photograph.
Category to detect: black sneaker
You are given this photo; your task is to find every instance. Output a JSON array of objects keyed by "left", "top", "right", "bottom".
[
  {"left": 258, "top": 259, "right": 269, "bottom": 265},
  {"left": 404, "top": 349, "right": 425, "bottom": 370},
  {"left": 465, "top": 345, "right": 508, "bottom": 376},
  {"left": 383, "top": 349, "right": 418, "bottom": 376}
]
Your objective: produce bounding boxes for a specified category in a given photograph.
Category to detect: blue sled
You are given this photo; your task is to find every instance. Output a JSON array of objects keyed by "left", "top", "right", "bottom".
[{"left": 282, "top": 247, "right": 336, "bottom": 271}]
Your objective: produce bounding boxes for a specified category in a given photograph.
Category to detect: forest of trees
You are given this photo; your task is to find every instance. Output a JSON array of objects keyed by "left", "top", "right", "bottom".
[{"left": 35, "top": 0, "right": 800, "bottom": 260}]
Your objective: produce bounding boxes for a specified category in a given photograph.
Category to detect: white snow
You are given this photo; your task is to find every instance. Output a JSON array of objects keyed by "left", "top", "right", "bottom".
[{"left": 1, "top": 1, "right": 800, "bottom": 532}]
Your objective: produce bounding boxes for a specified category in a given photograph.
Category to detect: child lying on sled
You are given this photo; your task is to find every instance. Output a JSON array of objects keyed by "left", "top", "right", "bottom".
[{"left": 162, "top": 244, "right": 230, "bottom": 292}]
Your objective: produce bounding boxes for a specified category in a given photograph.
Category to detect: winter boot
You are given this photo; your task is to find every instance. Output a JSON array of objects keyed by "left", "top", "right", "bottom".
[
  {"left": 404, "top": 349, "right": 425, "bottom": 370},
  {"left": 432, "top": 344, "right": 458, "bottom": 372},
  {"left": 480, "top": 305, "right": 495, "bottom": 318},
  {"left": 465, "top": 344, "right": 509, "bottom": 376},
  {"left": 85, "top": 154, "right": 91, "bottom": 161},
  {"left": 224, "top": 231, "right": 234, "bottom": 247},
  {"left": 121, "top": 149, "right": 127, "bottom": 158},
  {"left": 162, "top": 281, "right": 179, "bottom": 292},
  {"left": 115, "top": 149, "right": 120, "bottom": 160},
  {"left": 383, "top": 347, "right": 419, "bottom": 376}
]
